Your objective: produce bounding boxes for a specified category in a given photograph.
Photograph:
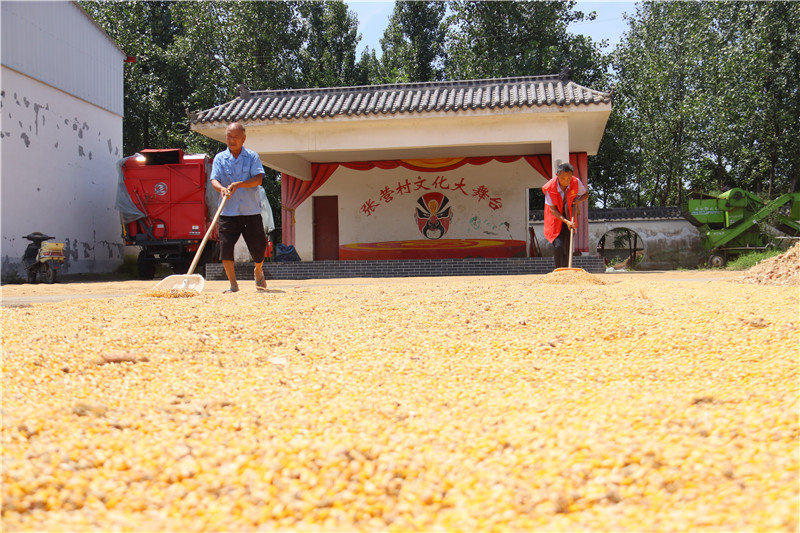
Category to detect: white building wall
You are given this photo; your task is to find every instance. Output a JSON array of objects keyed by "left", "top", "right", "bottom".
[
  {"left": 529, "top": 218, "right": 704, "bottom": 269},
  {"left": 1, "top": 1, "right": 124, "bottom": 276},
  {"left": 1, "top": 1, "right": 124, "bottom": 115},
  {"left": 294, "top": 159, "right": 547, "bottom": 260}
]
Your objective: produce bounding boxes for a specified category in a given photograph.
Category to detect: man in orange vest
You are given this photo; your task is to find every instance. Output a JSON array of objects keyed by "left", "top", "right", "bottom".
[{"left": 542, "top": 163, "right": 588, "bottom": 269}]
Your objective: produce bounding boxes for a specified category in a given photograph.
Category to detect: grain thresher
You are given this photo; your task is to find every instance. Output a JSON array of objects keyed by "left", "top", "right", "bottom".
[
  {"left": 683, "top": 188, "right": 800, "bottom": 267},
  {"left": 116, "top": 149, "right": 219, "bottom": 279}
]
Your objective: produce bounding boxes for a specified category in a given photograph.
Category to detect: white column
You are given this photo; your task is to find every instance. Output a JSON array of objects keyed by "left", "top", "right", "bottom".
[{"left": 550, "top": 118, "right": 570, "bottom": 178}]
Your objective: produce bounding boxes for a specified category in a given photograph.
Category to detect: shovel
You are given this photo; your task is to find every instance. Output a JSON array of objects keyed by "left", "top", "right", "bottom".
[
  {"left": 152, "top": 194, "right": 228, "bottom": 292},
  {"left": 554, "top": 207, "right": 586, "bottom": 273}
]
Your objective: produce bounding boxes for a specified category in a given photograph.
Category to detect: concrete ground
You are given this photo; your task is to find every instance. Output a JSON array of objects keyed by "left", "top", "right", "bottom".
[{"left": 0, "top": 270, "right": 743, "bottom": 307}]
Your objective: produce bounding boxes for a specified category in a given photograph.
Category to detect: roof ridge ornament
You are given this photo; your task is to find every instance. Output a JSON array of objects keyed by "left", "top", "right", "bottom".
[
  {"left": 237, "top": 84, "right": 251, "bottom": 99},
  {"left": 558, "top": 67, "right": 573, "bottom": 83}
]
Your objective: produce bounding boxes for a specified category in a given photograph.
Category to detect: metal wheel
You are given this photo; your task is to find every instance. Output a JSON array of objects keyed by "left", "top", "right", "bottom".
[
  {"left": 170, "top": 258, "right": 190, "bottom": 275},
  {"left": 137, "top": 251, "right": 156, "bottom": 280},
  {"left": 42, "top": 262, "right": 57, "bottom": 284},
  {"left": 708, "top": 254, "right": 726, "bottom": 268}
]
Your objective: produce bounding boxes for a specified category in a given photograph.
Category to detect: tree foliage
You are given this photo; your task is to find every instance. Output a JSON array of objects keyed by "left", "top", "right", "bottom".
[
  {"left": 298, "top": 1, "right": 361, "bottom": 88},
  {"left": 444, "top": 0, "right": 607, "bottom": 87},
  {"left": 375, "top": 1, "right": 447, "bottom": 83},
  {"left": 81, "top": 0, "right": 799, "bottom": 215},
  {"left": 600, "top": 1, "right": 800, "bottom": 207}
]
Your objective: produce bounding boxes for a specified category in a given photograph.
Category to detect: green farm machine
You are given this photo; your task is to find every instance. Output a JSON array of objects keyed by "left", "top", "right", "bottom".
[{"left": 683, "top": 188, "right": 800, "bottom": 267}]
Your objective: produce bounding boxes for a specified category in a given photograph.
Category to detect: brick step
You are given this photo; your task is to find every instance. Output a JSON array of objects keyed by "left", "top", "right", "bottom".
[{"left": 205, "top": 256, "right": 605, "bottom": 281}]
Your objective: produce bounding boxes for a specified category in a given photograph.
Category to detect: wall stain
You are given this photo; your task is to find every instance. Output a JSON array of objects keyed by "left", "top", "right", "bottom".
[
  {"left": 3, "top": 82, "right": 124, "bottom": 273},
  {"left": 64, "top": 239, "right": 79, "bottom": 261},
  {"left": 33, "top": 103, "right": 44, "bottom": 135}
]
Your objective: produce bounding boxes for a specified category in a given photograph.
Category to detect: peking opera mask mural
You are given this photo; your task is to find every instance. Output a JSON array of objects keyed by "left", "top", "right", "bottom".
[{"left": 415, "top": 192, "right": 452, "bottom": 240}]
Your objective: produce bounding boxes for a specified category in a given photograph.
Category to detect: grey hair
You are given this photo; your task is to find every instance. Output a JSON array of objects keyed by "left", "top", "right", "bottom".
[{"left": 556, "top": 162, "right": 574, "bottom": 174}]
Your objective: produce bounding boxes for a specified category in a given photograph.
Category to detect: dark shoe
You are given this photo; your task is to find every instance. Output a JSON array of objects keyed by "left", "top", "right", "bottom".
[{"left": 223, "top": 287, "right": 239, "bottom": 294}]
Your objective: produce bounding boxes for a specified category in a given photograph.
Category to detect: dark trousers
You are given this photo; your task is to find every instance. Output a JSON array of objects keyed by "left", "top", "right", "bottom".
[
  {"left": 218, "top": 214, "right": 267, "bottom": 262},
  {"left": 552, "top": 222, "right": 572, "bottom": 269}
]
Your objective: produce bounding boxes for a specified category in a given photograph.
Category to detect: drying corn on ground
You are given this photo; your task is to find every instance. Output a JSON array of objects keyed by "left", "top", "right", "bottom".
[{"left": 1, "top": 270, "right": 798, "bottom": 532}]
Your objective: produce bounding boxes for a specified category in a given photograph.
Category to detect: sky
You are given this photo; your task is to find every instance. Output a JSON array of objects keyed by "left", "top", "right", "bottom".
[{"left": 345, "top": 1, "right": 636, "bottom": 58}]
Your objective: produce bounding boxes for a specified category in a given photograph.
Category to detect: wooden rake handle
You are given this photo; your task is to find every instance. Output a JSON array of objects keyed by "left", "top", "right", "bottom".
[{"left": 187, "top": 194, "right": 229, "bottom": 276}]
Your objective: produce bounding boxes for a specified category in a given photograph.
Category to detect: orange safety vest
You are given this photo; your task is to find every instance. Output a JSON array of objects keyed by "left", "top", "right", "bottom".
[{"left": 542, "top": 175, "right": 580, "bottom": 243}]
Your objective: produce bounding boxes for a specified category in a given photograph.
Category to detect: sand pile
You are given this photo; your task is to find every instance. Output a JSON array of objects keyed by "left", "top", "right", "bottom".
[{"left": 736, "top": 242, "right": 800, "bottom": 286}]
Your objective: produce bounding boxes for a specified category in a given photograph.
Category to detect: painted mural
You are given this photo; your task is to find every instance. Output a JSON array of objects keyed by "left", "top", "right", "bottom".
[
  {"left": 360, "top": 174, "right": 503, "bottom": 219},
  {"left": 324, "top": 157, "right": 533, "bottom": 260},
  {"left": 282, "top": 153, "right": 588, "bottom": 261},
  {"left": 415, "top": 192, "right": 452, "bottom": 239}
]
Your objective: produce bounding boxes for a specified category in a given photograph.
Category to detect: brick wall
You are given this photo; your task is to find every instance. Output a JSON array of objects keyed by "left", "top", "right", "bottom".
[{"left": 205, "top": 256, "right": 605, "bottom": 281}]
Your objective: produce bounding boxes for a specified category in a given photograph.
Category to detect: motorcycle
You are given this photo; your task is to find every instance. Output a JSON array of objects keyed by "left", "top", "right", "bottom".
[{"left": 22, "top": 232, "right": 66, "bottom": 284}]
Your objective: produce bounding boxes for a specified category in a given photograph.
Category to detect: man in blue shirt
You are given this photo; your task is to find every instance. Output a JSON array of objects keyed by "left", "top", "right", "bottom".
[{"left": 210, "top": 122, "right": 268, "bottom": 293}]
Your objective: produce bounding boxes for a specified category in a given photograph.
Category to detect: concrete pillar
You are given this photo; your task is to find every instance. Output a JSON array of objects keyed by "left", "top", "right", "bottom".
[{"left": 550, "top": 119, "right": 570, "bottom": 178}]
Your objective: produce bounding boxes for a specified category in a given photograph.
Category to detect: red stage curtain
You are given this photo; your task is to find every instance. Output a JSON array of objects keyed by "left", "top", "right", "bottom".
[
  {"left": 281, "top": 163, "right": 339, "bottom": 245},
  {"left": 524, "top": 155, "right": 552, "bottom": 181},
  {"left": 341, "top": 156, "right": 528, "bottom": 174},
  {"left": 570, "top": 152, "right": 589, "bottom": 253},
  {"left": 279, "top": 154, "right": 588, "bottom": 248}
]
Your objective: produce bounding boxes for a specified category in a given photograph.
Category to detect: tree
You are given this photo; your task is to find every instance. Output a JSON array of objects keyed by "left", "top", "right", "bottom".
[
  {"left": 611, "top": 2, "right": 708, "bottom": 206},
  {"left": 731, "top": 2, "right": 800, "bottom": 196},
  {"left": 588, "top": 111, "right": 641, "bottom": 208},
  {"left": 608, "top": 1, "right": 799, "bottom": 206},
  {"left": 298, "top": 1, "right": 361, "bottom": 88},
  {"left": 376, "top": 1, "right": 447, "bottom": 83},
  {"left": 168, "top": 1, "right": 305, "bottom": 155},
  {"left": 444, "top": 0, "right": 607, "bottom": 86},
  {"left": 81, "top": 1, "right": 186, "bottom": 156}
]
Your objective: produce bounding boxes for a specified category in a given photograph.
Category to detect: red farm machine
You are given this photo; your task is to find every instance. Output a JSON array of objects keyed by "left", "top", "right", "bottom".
[{"left": 118, "top": 149, "right": 219, "bottom": 279}]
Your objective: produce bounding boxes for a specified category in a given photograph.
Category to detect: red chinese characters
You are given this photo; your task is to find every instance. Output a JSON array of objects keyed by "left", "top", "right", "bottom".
[{"left": 361, "top": 176, "right": 502, "bottom": 216}]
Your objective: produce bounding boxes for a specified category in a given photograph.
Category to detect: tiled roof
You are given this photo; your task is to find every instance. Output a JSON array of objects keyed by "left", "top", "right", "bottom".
[{"left": 190, "top": 74, "right": 612, "bottom": 125}]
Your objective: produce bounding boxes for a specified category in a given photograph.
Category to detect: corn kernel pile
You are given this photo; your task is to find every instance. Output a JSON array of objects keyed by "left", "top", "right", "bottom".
[
  {"left": 1, "top": 274, "right": 797, "bottom": 531},
  {"left": 736, "top": 242, "right": 800, "bottom": 286},
  {"left": 142, "top": 288, "right": 201, "bottom": 299},
  {"left": 532, "top": 270, "right": 607, "bottom": 285}
]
